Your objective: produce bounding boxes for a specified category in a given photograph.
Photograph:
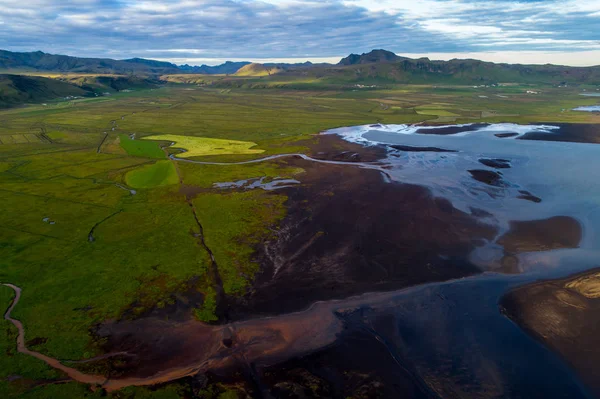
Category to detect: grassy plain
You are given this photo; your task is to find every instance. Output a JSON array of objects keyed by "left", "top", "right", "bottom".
[{"left": 0, "top": 79, "right": 598, "bottom": 397}]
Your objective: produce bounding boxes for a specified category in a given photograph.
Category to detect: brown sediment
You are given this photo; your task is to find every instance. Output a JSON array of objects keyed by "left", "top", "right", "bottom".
[
  {"left": 517, "top": 190, "right": 542, "bottom": 203},
  {"left": 501, "top": 268, "right": 600, "bottom": 396},
  {"left": 478, "top": 158, "right": 511, "bottom": 169},
  {"left": 389, "top": 144, "right": 457, "bottom": 153},
  {"left": 308, "top": 134, "right": 387, "bottom": 162},
  {"left": 2, "top": 281, "right": 346, "bottom": 392},
  {"left": 468, "top": 169, "right": 506, "bottom": 187},
  {"left": 520, "top": 123, "right": 600, "bottom": 144},
  {"left": 416, "top": 123, "right": 488, "bottom": 135},
  {"left": 178, "top": 184, "right": 207, "bottom": 199},
  {"left": 496, "top": 216, "right": 582, "bottom": 253},
  {"left": 495, "top": 133, "right": 519, "bottom": 138},
  {"left": 229, "top": 150, "right": 497, "bottom": 318}
]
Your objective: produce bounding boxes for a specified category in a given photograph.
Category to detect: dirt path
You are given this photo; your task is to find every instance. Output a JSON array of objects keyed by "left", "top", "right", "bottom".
[
  {"left": 171, "top": 152, "right": 382, "bottom": 167},
  {"left": 171, "top": 152, "right": 392, "bottom": 183},
  {"left": 2, "top": 283, "right": 107, "bottom": 386}
]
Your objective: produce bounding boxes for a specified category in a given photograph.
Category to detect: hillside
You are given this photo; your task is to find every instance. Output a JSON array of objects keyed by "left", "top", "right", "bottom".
[
  {"left": 0, "top": 50, "right": 180, "bottom": 74},
  {"left": 234, "top": 63, "right": 283, "bottom": 76},
  {"left": 226, "top": 50, "right": 600, "bottom": 86},
  {"left": 324, "top": 56, "right": 600, "bottom": 85},
  {"left": 58, "top": 75, "right": 160, "bottom": 92},
  {"left": 0, "top": 73, "right": 160, "bottom": 108},
  {"left": 0, "top": 74, "right": 89, "bottom": 107}
]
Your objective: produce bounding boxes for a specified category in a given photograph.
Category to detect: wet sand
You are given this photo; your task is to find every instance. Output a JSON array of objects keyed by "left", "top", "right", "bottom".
[
  {"left": 519, "top": 123, "right": 600, "bottom": 144},
  {"left": 497, "top": 216, "right": 582, "bottom": 253},
  {"left": 229, "top": 155, "right": 496, "bottom": 318},
  {"left": 479, "top": 158, "right": 511, "bottom": 169},
  {"left": 501, "top": 268, "right": 600, "bottom": 397}
]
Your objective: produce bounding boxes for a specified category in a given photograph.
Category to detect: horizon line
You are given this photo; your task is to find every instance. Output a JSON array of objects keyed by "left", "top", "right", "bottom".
[{"left": 3, "top": 48, "right": 600, "bottom": 68}]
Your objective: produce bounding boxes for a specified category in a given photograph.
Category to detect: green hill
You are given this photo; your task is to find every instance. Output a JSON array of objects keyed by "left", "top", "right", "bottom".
[
  {"left": 0, "top": 74, "right": 89, "bottom": 108},
  {"left": 0, "top": 73, "right": 160, "bottom": 108},
  {"left": 58, "top": 75, "right": 160, "bottom": 93},
  {"left": 234, "top": 63, "right": 283, "bottom": 76}
]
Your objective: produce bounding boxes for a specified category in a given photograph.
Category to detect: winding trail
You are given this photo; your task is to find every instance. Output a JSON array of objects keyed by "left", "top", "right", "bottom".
[
  {"left": 170, "top": 152, "right": 393, "bottom": 183},
  {"left": 2, "top": 283, "right": 106, "bottom": 386},
  {"left": 171, "top": 152, "right": 385, "bottom": 168}
]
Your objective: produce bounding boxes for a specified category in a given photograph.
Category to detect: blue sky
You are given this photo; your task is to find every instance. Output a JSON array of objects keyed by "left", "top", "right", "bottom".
[{"left": 1, "top": 0, "right": 600, "bottom": 65}]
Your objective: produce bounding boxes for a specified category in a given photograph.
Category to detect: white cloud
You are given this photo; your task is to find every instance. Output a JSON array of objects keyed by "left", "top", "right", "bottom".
[{"left": 0, "top": 0, "right": 598, "bottom": 64}]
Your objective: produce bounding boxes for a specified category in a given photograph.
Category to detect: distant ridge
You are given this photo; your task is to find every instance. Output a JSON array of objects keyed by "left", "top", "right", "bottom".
[
  {"left": 1, "top": 48, "right": 600, "bottom": 85},
  {"left": 0, "top": 50, "right": 180, "bottom": 74},
  {"left": 0, "top": 74, "right": 88, "bottom": 107},
  {"left": 178, "top": 61, "right": 252, "bottom": 75}
]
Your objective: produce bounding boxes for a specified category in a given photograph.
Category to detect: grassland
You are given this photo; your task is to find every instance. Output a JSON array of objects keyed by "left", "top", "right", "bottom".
[
  {"left": 0, "top": 79, "right": 598, "bottom": 397},
  {"left": 125, "top": 160, "right": 179, "bottom": 188},
  {"left": 119, "top": 134, "right": 165, "bottom": 159},
  {"left": 141, "top": 134, "right": 264, "bottom": 158}
]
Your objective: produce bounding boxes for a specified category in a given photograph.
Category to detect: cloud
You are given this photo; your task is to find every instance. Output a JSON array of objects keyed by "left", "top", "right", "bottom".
[{"left": 0, "top": 0, "right": 599, "bottom": 65}]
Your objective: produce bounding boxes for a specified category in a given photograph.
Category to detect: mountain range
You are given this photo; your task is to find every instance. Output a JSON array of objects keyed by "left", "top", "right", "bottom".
[
  {"left": 2, "top": 49, "right": 599, "bottom": 84},
  {"left": 2, "top": 48, "right": 600, "bottom": 108}
]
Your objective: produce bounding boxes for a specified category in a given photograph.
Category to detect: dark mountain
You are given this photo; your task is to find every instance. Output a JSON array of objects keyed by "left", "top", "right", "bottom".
[
  {"left": 338, "top": 49, "right": 407, "bottom": 65},
  {"left": 0, "top": 50, "right": 180, "bottom": 74},
  {"left": 178, "top": 61, "right": 252, "bottom": 75}
]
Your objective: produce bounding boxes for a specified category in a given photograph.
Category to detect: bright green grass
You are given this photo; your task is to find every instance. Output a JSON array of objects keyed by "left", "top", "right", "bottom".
[
  {"left": 142, "top": 134, "right": 264, "bottom": 158},
  {"left": 119, "top": 134, "right": 164, "bottom": 159},
  {"left": 125, "top": 160, "right": 178, "bottom": 189}
]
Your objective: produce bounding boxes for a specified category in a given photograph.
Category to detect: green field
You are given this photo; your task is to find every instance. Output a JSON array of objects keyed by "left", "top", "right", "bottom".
[
  {"left": 125, "top": 160, "right": 179, "bottom": 188},
  {"left": 119, "top": 134, "right": 165, "bottom": 159},
  {"left": 0, "top": 79, "right": 599, "bottom": 398},
  {"left": 142, "top": 134, "right": 264, "bottom": 158}
]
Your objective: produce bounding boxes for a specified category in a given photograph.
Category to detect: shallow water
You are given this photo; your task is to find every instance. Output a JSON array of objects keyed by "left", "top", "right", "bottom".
[
  {"left": 574, "top": 105, "right": 600, "bottom": 112},
  {"left": 326, "top": 123, "right": 600, "bottom": 273},
  {"left": 214, "top": 176, "right": 300, "bottom": 191}
]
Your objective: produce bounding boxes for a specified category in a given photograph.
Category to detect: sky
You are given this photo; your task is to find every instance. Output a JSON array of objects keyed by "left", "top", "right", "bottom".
[{"left": 1, "top": 0, "right": 600, "bottom": 66}]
